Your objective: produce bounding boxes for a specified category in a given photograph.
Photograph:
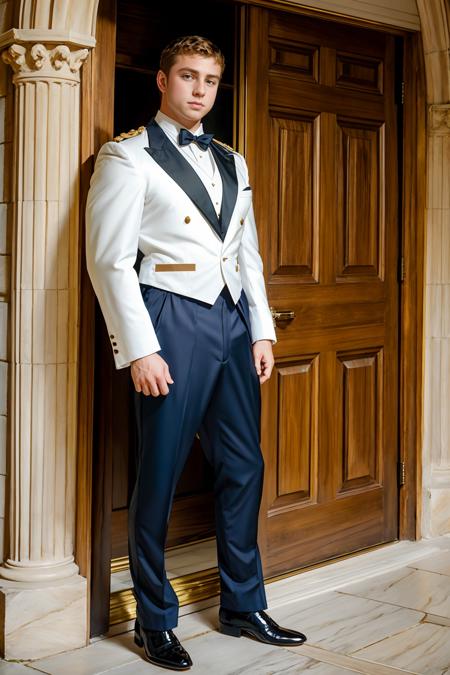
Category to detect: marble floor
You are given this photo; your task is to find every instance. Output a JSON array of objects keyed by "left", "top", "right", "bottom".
[
  {"left": 3, "top": 535, "right": 450, "bottom": 674},
  {"left": 111, "top": 538, "right": 218, "bottom": 594}
]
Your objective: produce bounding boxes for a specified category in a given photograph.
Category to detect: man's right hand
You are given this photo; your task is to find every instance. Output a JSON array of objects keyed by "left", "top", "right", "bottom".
[{"left": 130, "top": 353, "right": 174, "bottom": 396}]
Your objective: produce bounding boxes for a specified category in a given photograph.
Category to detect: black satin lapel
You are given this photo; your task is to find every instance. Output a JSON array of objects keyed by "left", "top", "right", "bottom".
[
  {"left": 210, "top": 141, "right": 238, "bottom": 237},
  {"left": 145, "top": 120, "right": 223, "bottom": 240}
]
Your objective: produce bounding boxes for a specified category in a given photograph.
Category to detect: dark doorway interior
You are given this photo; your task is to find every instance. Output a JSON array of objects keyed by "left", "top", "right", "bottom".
[
  {"left": 114, "top": 0, "right": 236, "bottom": 141},
  {"left": 90, "top": 0, "right": 238, "bottom": 637}
]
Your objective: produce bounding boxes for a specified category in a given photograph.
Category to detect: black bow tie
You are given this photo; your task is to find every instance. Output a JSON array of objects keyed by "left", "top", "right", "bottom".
[{"left": 178, "top": 127, "right": 214, "bottom": 151}]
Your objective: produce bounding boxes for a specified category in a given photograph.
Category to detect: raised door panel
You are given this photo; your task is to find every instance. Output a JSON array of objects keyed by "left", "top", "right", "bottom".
[
  {"left": 335, "top": 52, "right": 384, "bottom": 95},
  {"left": 270, "top": 115, "right": 319, "bottom": 281},
  {"left": 336, "top": 120, "right": 385, "bottom": 280},
  {"left": 337, "top": 349, "right": 383, "bottom": 493},
  {"left": 270, "top": 356, "right": 319, "bottom": 508},
  {"left": 270, "top": 40, "right": 319, "bottom": 82}
]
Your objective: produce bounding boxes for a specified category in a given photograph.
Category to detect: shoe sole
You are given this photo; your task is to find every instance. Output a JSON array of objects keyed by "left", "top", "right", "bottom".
[
  {"left": 218, "top": 622, "right": 306, "bottom": 646},
  {"left": 135, "top": 634, "right": 193, "bottom": 670}
]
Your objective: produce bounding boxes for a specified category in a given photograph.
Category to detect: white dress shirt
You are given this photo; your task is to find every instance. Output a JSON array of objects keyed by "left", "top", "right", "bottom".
[{"left": 154, "top": 109, "right": 223, "bottom": 218}]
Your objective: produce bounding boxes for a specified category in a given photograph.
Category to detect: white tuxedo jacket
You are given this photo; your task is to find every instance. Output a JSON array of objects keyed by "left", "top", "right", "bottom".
[{"left": 85, "top": 118, "right": 277, "bottom": 369}]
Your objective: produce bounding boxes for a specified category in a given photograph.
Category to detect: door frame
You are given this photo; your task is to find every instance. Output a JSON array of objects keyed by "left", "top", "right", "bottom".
[
  {"left": 238, "top": 2, "right": 425, "bottom": 543},
  {"left": 75, "top": 0, "right": 425, "bottom": 636},
  {"left": 397, "top": 29, "right": 426, "bottom": 540}
]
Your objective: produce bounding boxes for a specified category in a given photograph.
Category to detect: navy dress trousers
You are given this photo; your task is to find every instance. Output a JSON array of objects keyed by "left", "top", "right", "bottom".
[{"left": 128, "top": 283, "right": 268, "bottom": 630}]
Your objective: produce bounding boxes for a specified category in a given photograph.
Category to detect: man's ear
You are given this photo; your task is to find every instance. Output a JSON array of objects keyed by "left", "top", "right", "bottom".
[{"left": 156, "top": 69, "right": 167, "bottom": 94}]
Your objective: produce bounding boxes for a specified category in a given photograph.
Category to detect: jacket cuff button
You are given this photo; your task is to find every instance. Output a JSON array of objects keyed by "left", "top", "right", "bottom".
[{"left": 113, "top": 349, "right": 119, "bottom": 354}]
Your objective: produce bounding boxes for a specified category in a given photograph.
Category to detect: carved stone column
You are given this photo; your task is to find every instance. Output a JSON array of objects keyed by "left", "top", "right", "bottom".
[
  {"left": 423, "top": 103, "right": 450, "bottom": 536},
  {"left": 0, "top": 42, "right": 89, "bottom": 659}
]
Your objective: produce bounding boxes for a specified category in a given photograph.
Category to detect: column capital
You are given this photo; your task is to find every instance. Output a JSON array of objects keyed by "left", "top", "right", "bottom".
[
  {"left": 2, "top": 42, "right": 89, "bottom": 83},
  {"left": 429, "top": 104, "right": 450, "bottom": 135}
]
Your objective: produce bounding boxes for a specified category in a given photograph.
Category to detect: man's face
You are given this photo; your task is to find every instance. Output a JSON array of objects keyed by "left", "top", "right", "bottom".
[{"left": 157, "top": 53, "right": 222, "bottom": 129}]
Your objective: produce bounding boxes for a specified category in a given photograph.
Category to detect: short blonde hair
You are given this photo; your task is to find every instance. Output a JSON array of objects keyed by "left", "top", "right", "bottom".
[{"left": 160, "top": 35, "right": 225, "bottom": 78}]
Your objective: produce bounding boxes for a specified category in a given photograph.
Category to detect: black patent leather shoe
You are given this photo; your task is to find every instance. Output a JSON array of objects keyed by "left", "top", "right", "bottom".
[
  {"left": 134, "top": 619, "right": 193, "bottom": 670},
  {"left": 218, "top": 607, "right": 307, "bottom": 646}
]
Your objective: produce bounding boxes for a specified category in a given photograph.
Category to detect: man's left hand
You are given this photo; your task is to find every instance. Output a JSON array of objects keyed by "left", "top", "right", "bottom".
[{"left": 252, "top": 340, "right": 274, "bottom": 384}]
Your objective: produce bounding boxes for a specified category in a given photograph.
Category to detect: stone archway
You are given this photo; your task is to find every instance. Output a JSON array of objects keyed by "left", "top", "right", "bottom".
[
  {"left": 415, "top": 0, "right": 450, "bottom": 537},
  {"left": 416, "top": 0, "right": 450, "bottom": 103},
  {"left": 14, "top": 0, "right": 99, "bottom": 37}
]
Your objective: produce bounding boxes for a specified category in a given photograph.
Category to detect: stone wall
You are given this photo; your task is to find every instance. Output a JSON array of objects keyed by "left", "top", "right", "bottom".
[{"left": 422, "top": 107, "right": 450, "bottom": 536}]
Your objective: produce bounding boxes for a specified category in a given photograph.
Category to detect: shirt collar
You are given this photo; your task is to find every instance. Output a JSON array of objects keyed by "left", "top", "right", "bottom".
[{"left": 155, "top": 109, "right": 204, "bottom": 145}]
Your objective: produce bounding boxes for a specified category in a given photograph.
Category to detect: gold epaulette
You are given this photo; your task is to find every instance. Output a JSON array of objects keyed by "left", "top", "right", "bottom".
[
  {"left": 113, "top": 125, "right": 146, "bottom": 142},
  {"left": 213, "top": 138, "right": 235, "bottom": 153}
]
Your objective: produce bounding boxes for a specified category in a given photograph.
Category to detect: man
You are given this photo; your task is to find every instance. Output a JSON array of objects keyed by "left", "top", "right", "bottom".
[{"left": 86, "top": 35, "right": 307, "bottom": 671}]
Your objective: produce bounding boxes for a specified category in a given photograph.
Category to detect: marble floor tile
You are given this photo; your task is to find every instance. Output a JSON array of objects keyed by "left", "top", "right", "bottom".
[
  {"left": 29, "top": 631, "right": 141, "bottom": 675},
  {"left": 35, "top": 604, "right": 218, "bottom": 674},
  {"left": 111, "top": 539, "right": 218, "bottom": 591},
  {"left": 106, "top": 631, "right": 353, "bottom": 675},
  {"left": 288, "top": 644, "right": 417, "bottom": 674},
  {"left": 110, "top": 570, "right": 133, "bottom": 594},
  {"left": 408, "top": 550, "right": 450, "bottom": 576},
  {"left": 20, "top": 537, "right": 450, "bottom": 675},
  {"left": 0, "top": 663, "right": 38, "bottom": 675},
  {"left": 264, "top": 541, "right": 441, "bottom": 612},
  {"left": 351, "top": 622, "right": 450, "bottom": 675},
  {"left": 338, "top": 567, "right": 450, "bottom": 618},
  {"left": 267, "top": 590, "right": 423, "bottom": 654},
  {"left": 165, "top": 539, "right": 218, "bottom": 579}
]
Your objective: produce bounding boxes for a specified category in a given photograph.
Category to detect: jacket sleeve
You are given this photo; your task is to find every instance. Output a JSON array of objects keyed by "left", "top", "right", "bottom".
[
  {"left": 238, "top": 155, "right": 277, "bottom": 345},
  {"left": 85, "top": 140, "right": 161, "bottom": 369}
]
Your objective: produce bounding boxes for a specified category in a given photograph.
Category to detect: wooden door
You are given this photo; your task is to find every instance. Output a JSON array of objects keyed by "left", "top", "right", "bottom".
[{"left": 245, "top": 7, "right": 400, "bottom": 575}]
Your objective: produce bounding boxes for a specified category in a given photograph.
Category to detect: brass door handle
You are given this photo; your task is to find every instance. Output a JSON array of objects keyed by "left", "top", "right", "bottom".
[{"left": 270, "top": 307, "right": 296, "bottom": 326}]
